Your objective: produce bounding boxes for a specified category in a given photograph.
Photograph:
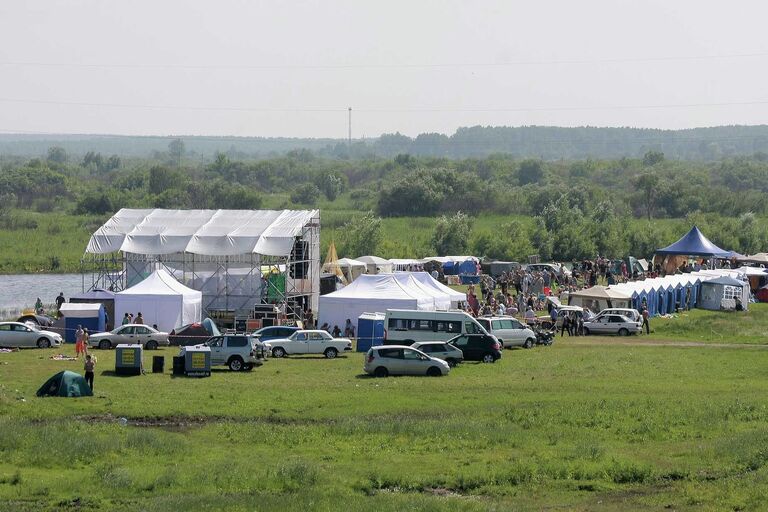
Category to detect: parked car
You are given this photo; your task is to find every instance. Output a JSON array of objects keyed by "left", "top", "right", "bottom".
[
  {"left": 16, "top": 314, "right": 55, "bottom": 328},
  {"left": 89, "top": 324, "right": 170, "bottom": 350},
  {"left": 410, "top": 341, "right": 463, "bottom": 366},
  {"left": 252, "top": 325, "right": 300, "bottom": 343},
  {"left": 526, "top": 263, "right": 571, "bottom": 278},
  {"left": 447, "top": 334, "right": 502, "bottom": 363},
  {"left": 269, "top": 329, "right": 352, "bottom": 358},
  {"left": 364, "top": 345, "right": 450, "bottom": 377},
  {"left": 476, "top": 316, "right": 537, "bottom": 349},
  {"left": 593, "top": 308, "right": 641, "bottom": 323},
  {"left": 0, "top": 321, "right": 62, "bottom": 348},
  {"left": 582, "top": 314, "right": 641, "bottom": 336},
  {"left": 538, "top": 306, "right": 585, "bottom": 330},
  {"left": 169, "top": 323, "right": 213, "bottom": 346},
  {"left": 203, "top": 334, "right": 262, "bottom": 371}
]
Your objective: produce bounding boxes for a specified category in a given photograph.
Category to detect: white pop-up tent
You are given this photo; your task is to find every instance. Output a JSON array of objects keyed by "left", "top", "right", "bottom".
[
  {"left": 114, "top": 269, "right": 202, "bottom": 332},
  {"left": 358, "top": 255, "right": 394, "bottom": 274},
  {"left": 337, "top": 258, "right": 367, "bottom": 283},
  {"left": 409, "top": 271, "right": 466, "bottom": 307},
  {"left": 318, "top": 273, "right": 437, "bottom": 333}
]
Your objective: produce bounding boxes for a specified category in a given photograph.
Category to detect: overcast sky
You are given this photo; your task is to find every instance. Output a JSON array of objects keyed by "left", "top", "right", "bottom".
[{"left": 1, "top": 1, "right": 767, "bottom": 138}]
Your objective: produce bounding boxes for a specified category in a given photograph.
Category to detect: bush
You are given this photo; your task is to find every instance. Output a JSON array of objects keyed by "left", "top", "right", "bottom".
[{"left": 290, "top": 183, "right": 321, "bottom": 206}]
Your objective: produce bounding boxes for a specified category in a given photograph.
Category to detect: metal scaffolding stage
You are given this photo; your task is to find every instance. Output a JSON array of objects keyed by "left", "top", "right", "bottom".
[{"left": 82, "top": 209, "right": 320, "bottom": 325}]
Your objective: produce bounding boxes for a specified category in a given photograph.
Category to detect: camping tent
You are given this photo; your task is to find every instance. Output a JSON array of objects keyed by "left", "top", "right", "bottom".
[
  {"left": 36, "top": 371, "right": 92, "bottom": 397},
  {"left": 115, "top": 269, "right": 202, "bottom": 332},
  {"left": 358, "top": 255, "right": 394, "bottom": 274},
  {"left": 318, "top": 273, "right": 441, "bottom": 332},
  {"left": 58, "top": 303, "right": 106, "bottom": 342},
  {"left": 698, "top": 276, "right": 748, "bottom": 311},
  {"left": 337, "top": 258, "right": 367, "bottom": 283},
  {"left": 567, "top": 286, "right": 632, "bottom": 312}
]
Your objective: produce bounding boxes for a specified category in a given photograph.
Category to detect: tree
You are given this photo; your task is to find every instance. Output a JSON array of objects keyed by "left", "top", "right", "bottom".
[
  {"left": 290, "top": 183, "right": 320, "bottom": 206},
  {"left": 168, "top": 139, "right": 185, "bottom": 166},
  {"left": 46, "top": 146, "right": 68, "bottom": 164},
  {"left": 148, "top": 166, "right": 179, "bottom": 195},
  {"left": 339, "top": 211, "right": 383, "bottom": 257},
  {"left": 635, "top": 173, "right": 659, "bottom": 221},
  {"left": 642, "top": 150, "right": 664, "bottom": 167},
  {"left": 431, "top": 211, "right": 471, "bottom": 255},
  {"left": 518, "top": 159, "right": 544, "bottom": 185},
  {"left": 316, "top": 172, "right": 346, "bottom": 201}
]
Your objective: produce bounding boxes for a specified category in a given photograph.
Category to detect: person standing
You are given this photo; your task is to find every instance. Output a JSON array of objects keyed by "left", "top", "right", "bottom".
[
  {"left": 82, "top": 328, "right": 90, "bottom": 355},
  {"left": 134, "top": 312, "right": 144, "bottom": 325},
  {"left": 75, "top": 325, "right": 85, "bottom": 358},
  {"left": 641, "top": 307, "right": 650, "bottom": 334},
  {"left": 121, "top": 313, "right": 130, "bottom": 326},
  {"left": 304, "top": 308, "right": 314, "bottom": 329},
  {"left": 84, "top": 354, "right": 96, "bottom": 391},
  {"left": 561, "top": 314, "right": 571, "bottom": 337},
  {"left": 35, "top": 297, "right": 44, "bottom": 314},
  {"left": 55, "top": 292, "right": 65, "bottom": 312}
]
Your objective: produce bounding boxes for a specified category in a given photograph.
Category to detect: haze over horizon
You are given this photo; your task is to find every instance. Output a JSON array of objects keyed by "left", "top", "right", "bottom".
[{"left": 1, "top": 0, "right": 767, "bottom": 139}]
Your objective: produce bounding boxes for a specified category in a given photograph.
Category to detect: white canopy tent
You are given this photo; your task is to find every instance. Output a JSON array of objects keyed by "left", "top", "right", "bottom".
[
  {"left": 337, "top": 258, "right": 367, "bottom": 283},
  {"left": 409, "top": 271, "right": 466, "bottom": 307},
  {"left": 357, "top": 255, "right": 394, "bottom": 274},
  {"left": 114, "top": 269, "right": 202, "bottom": 332},
  {"left": 318, "top": 273, "right": 448, "bottom": 333},
  {"left": 392, "top": 273, "right": 451, "bottom": 310}
]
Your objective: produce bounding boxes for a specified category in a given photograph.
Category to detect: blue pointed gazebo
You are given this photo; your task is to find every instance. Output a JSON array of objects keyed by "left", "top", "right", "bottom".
[{"left": 655, "top": 226, "right": 732, "bottom": 272}]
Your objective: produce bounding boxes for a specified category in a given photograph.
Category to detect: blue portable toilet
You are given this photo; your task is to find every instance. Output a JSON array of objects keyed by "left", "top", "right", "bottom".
[
  {"left": 59, "top": 303, "right": 106, "bottom": 343},
  {"left": 357, "top": 312, "right": 385, "bottom": 352}
]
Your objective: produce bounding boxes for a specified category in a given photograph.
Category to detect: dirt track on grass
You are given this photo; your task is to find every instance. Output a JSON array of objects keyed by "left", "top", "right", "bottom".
[{"left": 561, "top": 337, "right": 768, "bottom": 349}]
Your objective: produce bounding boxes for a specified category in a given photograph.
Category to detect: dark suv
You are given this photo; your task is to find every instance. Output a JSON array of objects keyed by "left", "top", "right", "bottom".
[{"left": 447, "top": 334, "right": 502, "bottom": 363}]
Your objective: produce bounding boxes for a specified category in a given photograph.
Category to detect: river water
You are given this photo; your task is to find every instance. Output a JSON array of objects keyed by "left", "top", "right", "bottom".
[{"left": 0, "top": 273, "right": 86, "bottom": 313}]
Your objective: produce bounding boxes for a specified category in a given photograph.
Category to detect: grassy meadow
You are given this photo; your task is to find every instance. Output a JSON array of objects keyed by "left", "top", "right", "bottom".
[{"left": 2, "top": 327, "right": 768, "bottom": 510}]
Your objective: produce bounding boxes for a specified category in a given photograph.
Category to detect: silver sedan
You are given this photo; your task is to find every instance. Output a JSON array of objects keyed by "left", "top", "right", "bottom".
[
  {"left": 88, "top": 324, "right": 170, "bottom": 350},
  {"left": 0, "top": 322, "right": 62, "bottom": 348},
  {"left": 582, "top": 314, "right": 641, "bottom": 336}
]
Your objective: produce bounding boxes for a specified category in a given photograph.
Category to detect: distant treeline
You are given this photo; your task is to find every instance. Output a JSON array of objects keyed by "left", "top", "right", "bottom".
[{"left": 3, "top": 124, "right": 768, "bottom": 160}]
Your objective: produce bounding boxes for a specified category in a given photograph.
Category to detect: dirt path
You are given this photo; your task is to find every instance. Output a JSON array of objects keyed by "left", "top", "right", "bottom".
[{"left": 561, "top": 337, "right": 768, "bottom": 349}]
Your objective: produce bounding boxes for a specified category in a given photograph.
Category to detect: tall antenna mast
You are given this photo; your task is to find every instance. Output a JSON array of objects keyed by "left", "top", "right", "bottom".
[{"left": 348, "top": 107, "right": 352, "bottom": 147}]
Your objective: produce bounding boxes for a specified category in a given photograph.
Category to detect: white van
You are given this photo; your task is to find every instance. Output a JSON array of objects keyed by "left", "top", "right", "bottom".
[
  {"left": 384, "top": 310, "right": 489, "bottom": 344},
  {"left": 476, "top": 316, "right": 537, "bottom": 349}
]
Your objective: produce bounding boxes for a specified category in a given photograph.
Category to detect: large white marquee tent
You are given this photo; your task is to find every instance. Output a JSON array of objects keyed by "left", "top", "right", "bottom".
[
  {"left": 115, "top": 269, "right": 202, "bottom": 332},
  {"left": 318, "top": 272, "right": 466, "bottom": 332}
]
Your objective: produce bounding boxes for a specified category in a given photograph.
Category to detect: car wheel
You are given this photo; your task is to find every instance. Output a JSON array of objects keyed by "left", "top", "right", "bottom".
[
  {"left": 228, "top": 356, "right": 244, "bottom": 371},
  {"left": 373, "top": 366, "right": 389, "bottom": 378},
  {"left": 524, "top": 338, "right": 534, "bottom": 349},
  {"left": 582, "top": 328, "right": 590, "bottom": 336},
  {"left": 427, "top": 366, "right": 442, "bottom": 377},
  {"left": 482, "top": 353, "right": 495, "bottom": 364},
  {"left": 145, "top": 340, "right": 158, "bottom": 350},
  {"left": 618, "top": 328, "right": 629, "bottom": 337},
  {"left": 243, "top": 364, "right": 253, "bottom": 371},
  {"left": 99, "top": 340, "right": 111, "bottom": 350},
  {"left": 272, "top": 347, "right": 286, "bottom": 358},
  {"left": 36, "top": 337, "right": 50, "bottom": 349},
  {"left": 324, "top": 347, "right": 338, "bottom": 359}
]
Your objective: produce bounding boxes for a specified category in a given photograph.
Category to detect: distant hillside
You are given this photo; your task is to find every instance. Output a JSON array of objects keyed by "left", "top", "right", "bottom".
[{"left": 2, "top": 125, "right": 768, "bottom": 160}]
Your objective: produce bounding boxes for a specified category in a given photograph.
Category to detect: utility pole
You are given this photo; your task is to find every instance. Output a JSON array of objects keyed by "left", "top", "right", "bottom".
[{"left": 348, "top": 107, "right": 352, "bottom": 148}]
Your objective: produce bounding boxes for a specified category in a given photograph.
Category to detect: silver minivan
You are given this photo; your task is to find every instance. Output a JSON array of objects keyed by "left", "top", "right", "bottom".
[
  {"left": 476, "top": 316, "right": 537, "bottom": 349},
  {"left": 364, "top": 345, "right": 450, "bottom": 377}
]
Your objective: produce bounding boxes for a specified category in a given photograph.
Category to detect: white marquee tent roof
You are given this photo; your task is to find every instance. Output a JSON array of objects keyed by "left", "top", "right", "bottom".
[{"left": 86, "top": 208, "right": 319, "bottom": 257}]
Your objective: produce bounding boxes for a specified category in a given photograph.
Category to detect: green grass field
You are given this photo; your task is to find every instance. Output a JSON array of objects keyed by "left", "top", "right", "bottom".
[{"left": 2, "top": 330, "right": 768, "bottom": 511}]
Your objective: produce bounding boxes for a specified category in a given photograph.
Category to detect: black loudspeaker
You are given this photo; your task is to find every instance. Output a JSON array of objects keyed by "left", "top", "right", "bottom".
[{"left": 290, "top": 239, "right": 309, "bottom": 279}]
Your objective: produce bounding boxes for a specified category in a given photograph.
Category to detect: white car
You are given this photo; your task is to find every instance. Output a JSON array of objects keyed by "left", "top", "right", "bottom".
[
  {"left": 364, "top": 345, "right": 450, "bottom": 377},
  {"left": 593, "top": 308, "right": 641, "bottom": 323},
  {"left": 0, "top": 322, "right": 62, "bottom": 348},
  {"left": 582, "top": 314, "right": 641, "bottom": 336},
  {"left": 269, "top": 330, "right": 352, "bottom": 358},
  {"left": 89, "top": 324, "right": 170, "bottom": 350},
  {"left": 411, "top": 341, "right": 463, "bottom": 366},
  {"left": 476, "top": 316, "right": 537, "bottom": 349}
]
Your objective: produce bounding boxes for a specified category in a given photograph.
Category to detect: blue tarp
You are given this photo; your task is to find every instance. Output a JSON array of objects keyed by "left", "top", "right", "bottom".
[{"left": 656, "top": 226, "right": 730, "bottom": 257}]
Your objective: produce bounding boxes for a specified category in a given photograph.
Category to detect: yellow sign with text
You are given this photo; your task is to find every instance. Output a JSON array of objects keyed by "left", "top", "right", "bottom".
[
  {"left": 191, "top": 352, "right": 206, "bottom": 369},
  {"left": 121, "top": 350, "right": 135, "bottom": 366}
]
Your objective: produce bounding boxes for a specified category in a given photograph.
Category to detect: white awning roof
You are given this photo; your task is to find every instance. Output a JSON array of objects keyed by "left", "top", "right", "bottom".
[{"left": 85, "top": 208, "right": 318, "bottom": 257}]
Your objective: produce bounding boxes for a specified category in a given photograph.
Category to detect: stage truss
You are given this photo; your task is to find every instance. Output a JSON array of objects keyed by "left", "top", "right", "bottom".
[{"left": 81, "top": 214, "right": 320, "bottom": 324}]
